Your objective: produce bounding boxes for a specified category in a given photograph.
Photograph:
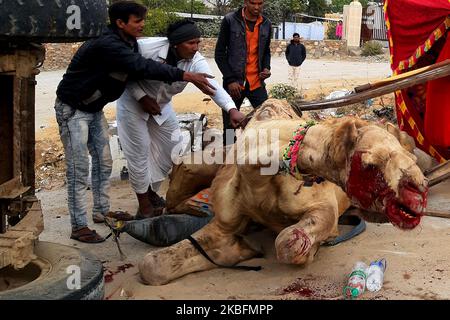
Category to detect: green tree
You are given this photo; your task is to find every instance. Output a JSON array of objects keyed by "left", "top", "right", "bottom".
[
  {"left": 265, "top": 0, "right": 306, "bottom": 25},
  {"left": 204, "top": 0, "right": 236, "bottom": 15},
  {"left": 262, "top": 0, "right": 306, "bottom": 39},
  {"left": 328, "top": 0, "right": 369, "bottom": 13},
  {"left": 306, "top": 0, "right": 329, "bottom": 17},
  {"left": 141, "top": 0, "right": 207, "bottom": 13},
  {"left": 142, "top": 9, "right": 179, "bottom": 36}
]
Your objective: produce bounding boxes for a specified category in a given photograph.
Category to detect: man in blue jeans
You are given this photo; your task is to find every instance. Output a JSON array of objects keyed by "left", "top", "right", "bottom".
[{"left": 55, "top": 1, "right": 215, "bottom": 243}]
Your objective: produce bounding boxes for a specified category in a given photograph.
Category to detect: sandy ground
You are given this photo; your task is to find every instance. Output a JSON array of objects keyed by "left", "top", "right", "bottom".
[
  {"left": 33, "top": 57, "right": 450, "bottom": 300},
  {"left": 37, "top": 179, "right": 450, "bottom": 300}
]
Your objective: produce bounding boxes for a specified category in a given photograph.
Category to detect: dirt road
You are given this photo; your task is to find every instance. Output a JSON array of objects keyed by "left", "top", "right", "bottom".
[{"left": 35, "top": 57, "right": 391, "bottom": 129}]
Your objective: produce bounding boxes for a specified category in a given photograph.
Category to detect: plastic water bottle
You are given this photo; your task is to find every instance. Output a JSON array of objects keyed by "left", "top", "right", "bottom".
[
  {"left": 343, "top": 261, "right": 368, "bottom": 299},
  {"left": 366, "top": 259, "right": 387, "bottom": 292}
]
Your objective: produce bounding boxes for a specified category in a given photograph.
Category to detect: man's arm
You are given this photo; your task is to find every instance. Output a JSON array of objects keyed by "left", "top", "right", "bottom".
[
  {"left": 100, "top": 39, "right": 183, "bottom": 81},
  {"left": 262, "top": 21, "right": 272, "bottom": 71},
  {"left": 192, "top": 57, "right": 245, "bottom": 128},
  {"left": 99, "top": 38, "right": 215, "bottom": 95},
  {"left": 285, "top": 44, "right": 290, "bottom": 59},
  {"left": 300, "top": 44, "right": 307, "bottom": 65},
  {"left": 214, "top": 17, "right": 236, "bottom": 85}
]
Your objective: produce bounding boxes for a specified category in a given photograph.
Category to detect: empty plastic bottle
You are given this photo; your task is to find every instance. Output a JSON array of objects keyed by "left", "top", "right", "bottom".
[
  {"left": 366, "top": 258, "right": 387, "bottom": 292},
  {"left": 343, "top": 261, "right": 368, "bottom": 299}
]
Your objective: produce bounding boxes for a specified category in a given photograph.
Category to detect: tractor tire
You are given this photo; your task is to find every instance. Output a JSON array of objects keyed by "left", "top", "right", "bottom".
[
  {"left": 0, "top": 0, "right": 108, "bottom": 43},
  {"left": 0, "top": 241, "right": 104, "bottom": 300}
]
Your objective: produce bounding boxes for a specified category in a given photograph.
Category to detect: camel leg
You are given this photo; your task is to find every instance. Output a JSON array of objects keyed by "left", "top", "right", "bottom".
[
  {"left": 275, "top": 204, "right": 339, "bottom": 265},
  {"left": 139, "top": 218, "right": 261, "bottom": 285}
]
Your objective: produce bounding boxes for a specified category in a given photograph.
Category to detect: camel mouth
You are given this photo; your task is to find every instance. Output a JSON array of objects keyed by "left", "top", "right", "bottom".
[
  {"left": 386, "top": 201, "right": 422, "bottom": 229},
  {"left": 347, "top": 151, "right": 427, "bottom": 230},
  {"left": 385, "top": 182, "right": 427, "bottom": 230}
]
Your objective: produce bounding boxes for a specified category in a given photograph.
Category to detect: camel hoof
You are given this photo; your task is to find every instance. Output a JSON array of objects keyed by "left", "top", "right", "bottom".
[
  {"left": 275, "top": 226, "right": 313, "bottom": 265},
  {"left": 138, "top": 252, "right": 172, "bottom": 286}
]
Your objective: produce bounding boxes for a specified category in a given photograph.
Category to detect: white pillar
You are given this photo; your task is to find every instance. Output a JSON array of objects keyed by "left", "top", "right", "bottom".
[
  {"left": 342, "top": 5, "right": 350, "bottom": 40},
  {"left": 345, "top": 0, "right": 362, "bottom": 47}
]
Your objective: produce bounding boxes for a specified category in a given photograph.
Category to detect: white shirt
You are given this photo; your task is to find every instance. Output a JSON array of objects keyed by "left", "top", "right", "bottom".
[{"left": 118, "top": 37, "right": 236, "bottom": 125}]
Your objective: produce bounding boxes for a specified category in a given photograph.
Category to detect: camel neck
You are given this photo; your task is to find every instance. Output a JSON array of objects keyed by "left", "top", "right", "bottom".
[{"left": 295, "top": 123, "right": 347, "bottom": 188}]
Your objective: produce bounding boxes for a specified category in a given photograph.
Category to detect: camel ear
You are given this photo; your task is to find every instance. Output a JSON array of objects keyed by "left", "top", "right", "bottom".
[
  {"left": 332, "top": 120, "right": 358, "bottom": 167},
  {"left": 386, "top": 122, "right": 398, "bottom": 136},
  {"left": 386, "top": 123, "right": 415, "bottom": 152}
]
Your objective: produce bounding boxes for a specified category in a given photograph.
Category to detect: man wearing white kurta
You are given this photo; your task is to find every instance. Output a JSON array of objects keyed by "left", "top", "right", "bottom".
[{"left": 117, "top": 20, "right": 245, "bottom": 219}]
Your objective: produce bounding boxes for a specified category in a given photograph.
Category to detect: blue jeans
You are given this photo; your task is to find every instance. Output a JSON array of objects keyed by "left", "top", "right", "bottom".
[{"left": 55, "top": 99, "right": 112, "bottom": 230}]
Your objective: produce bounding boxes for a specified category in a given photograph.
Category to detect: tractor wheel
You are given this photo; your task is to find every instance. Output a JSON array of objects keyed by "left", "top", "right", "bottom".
[{"left": 0, "top": 241, "right": 104, "bottom": 300}]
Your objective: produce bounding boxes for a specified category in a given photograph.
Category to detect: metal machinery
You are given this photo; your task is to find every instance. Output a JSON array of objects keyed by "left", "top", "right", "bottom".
[{"left": 0, "top": 0, "right": 107, "bottom": 271}]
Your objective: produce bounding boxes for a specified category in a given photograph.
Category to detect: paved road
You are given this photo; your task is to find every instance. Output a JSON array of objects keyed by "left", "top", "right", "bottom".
[{"left": 35, "top": 57, "right": 391, "bottom": 129}]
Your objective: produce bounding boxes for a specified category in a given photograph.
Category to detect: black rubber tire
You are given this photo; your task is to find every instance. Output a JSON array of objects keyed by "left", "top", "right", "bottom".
[
  {"left": 0, "top": 0, "right": 107, "bottom": 43},
  {"left": 0, "top": 241, "right": 104, "bottom": 300}
]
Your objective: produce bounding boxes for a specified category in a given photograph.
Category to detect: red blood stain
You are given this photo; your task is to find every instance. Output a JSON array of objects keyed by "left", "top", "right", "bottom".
[
  {"left": 346, "top": 151, "right": 426, "bottom": 230},
  {"left": 282, "top": 280, "right": 314, "bottom": 297},
  {"left": 286, "top": 228, "right": 311, "bottom": 257},
  {"left": 346, "top": 151, "right": 391, "bottom": 209},
  {"left": 104, "top": 263, "right": 135, "bottom": 283},
  {"left": 104, "top": 274, "right": 114, "bottom": 283}
]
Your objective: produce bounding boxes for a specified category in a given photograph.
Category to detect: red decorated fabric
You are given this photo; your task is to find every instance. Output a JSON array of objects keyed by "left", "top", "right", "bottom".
[
  {"left": 387, "top": 0, "right": 450, "bottom": 69},
  {"left": 385, "top": 0, "right": 450, "bottom": 160},
  {"left": 425, "top": 37, "right": 450, "bottom": 147}
]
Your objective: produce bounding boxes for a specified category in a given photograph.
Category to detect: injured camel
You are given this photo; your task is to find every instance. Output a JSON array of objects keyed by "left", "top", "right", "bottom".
[{"left": 139, "top": 99, "right": 428, "bottom": 285}]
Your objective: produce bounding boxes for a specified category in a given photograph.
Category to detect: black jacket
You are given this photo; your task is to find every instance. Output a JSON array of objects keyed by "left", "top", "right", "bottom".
[
  {"left": 214, "top": 8, "right": 272, "bottom": 87},
  {"left": 285, "top": 41, "right": 306, "bottom": 67},
  {"left": 56, "top": 26, "right": 184, "bottom": 113}
]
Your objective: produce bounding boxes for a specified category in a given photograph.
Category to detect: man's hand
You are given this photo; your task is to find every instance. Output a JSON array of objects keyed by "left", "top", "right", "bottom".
[
  {"left": 259, "top": 68, "right": 271, "bottom": 80},
  {"left": 227, "top": 82, "right": 242, "bottom": 100},
  {"left": 183, "top": 72, "right": 216, "bottom": 95},
  {"left": 139, "top": 95, "right": 161, "bottom": 115},
  {"left": 229, "top": 108, "right": 247, "bottom": 129}
]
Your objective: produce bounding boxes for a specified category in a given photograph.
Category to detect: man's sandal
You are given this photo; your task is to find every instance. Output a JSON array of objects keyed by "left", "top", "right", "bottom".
[{"left": 70, "top": 227, "right": 105, "bottom": 243}]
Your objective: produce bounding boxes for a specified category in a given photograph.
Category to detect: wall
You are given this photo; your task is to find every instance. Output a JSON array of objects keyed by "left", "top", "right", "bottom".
[
  {"left": 274, "top": 21, "right": 325, "bottom": 41},
  {"left": 42, "top": 38, "right": 348, "bottom": 71}
]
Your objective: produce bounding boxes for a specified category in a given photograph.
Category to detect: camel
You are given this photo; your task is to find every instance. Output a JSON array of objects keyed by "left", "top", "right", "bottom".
[{"left": 139, "top": 99, "right": 428, "bottom": 285}]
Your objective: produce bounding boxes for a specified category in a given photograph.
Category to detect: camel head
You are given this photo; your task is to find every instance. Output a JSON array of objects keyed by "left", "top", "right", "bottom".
[{"left": 328, "top": 117, "right": 428, "bottom": 229}]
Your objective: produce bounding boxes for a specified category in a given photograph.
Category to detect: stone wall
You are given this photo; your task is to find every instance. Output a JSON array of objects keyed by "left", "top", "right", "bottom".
[
  {"left": 42, "top": 38, "right": 348, "bottom": 71},
  {"left": 42, "top": 43, "right": 82, "bottom": 71}
]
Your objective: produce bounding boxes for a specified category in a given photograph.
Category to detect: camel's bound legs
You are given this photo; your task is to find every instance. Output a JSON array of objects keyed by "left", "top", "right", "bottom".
[{"left": 139, "top": 220, "right": 261, "bottom": 285}]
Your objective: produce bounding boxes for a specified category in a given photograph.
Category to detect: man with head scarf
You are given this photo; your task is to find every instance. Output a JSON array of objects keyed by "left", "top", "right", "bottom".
[{"left": 117, "top": 19, "right": 246, "bottom": 220}]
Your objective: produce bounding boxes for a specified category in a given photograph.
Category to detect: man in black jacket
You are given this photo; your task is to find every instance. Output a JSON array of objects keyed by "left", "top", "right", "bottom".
[
  {"left": 215, "top": 0, "right": 272, "bottom": 145},
  {"left": 285, "top": 33, "right": 306, "bottom": 88},
  {"left": 55, "top": 1, "right": 215, "bottom": 243}
]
